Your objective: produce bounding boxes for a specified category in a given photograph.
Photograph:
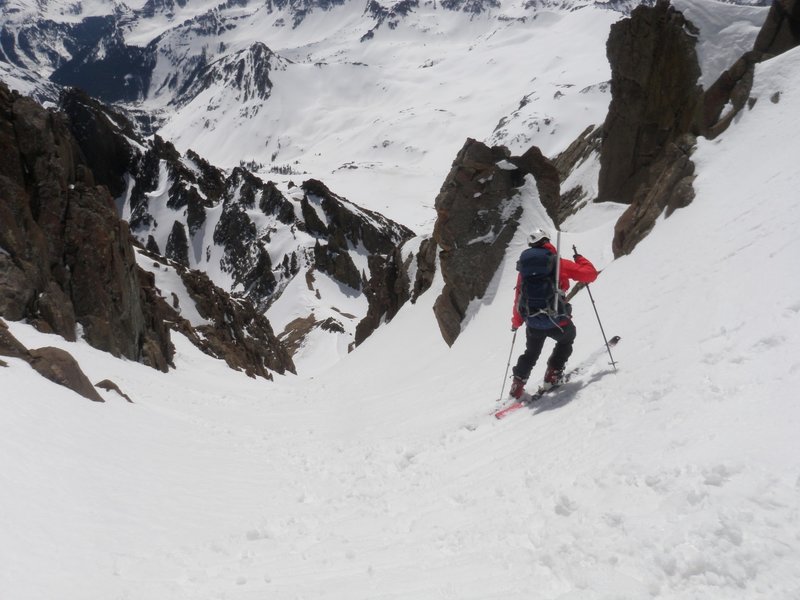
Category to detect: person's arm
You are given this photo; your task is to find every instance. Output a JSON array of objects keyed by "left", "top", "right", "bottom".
[
  {"left": 559, "top": 255, "right": 598, "bottom": 285},
  {"left": 511, "top": 273, "right": 524, "bottom": 329}
]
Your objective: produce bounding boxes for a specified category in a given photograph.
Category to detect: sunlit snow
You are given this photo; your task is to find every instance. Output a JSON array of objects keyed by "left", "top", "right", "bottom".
[{"left": 1, "top": 2, "right": 799, "bottom": 599}]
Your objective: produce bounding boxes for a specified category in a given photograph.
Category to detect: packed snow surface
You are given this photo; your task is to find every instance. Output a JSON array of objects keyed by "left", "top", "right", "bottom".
[
  {"left": 2, "top": 0, "right": 799, "bottom": 596},
  {"left": 3, "top": 43, "right": 800, "bottom": 599}
]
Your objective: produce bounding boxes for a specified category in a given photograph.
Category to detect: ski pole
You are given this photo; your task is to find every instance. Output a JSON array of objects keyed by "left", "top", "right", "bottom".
[
  {"left": 553, "top": 230, "right": 562, "bottom": 314},
  {"left": 573, "top": 245, "right": 617, "bottom": 372},
  {"left": 498, "top": 328, "right": 518, "bottom": 400}
]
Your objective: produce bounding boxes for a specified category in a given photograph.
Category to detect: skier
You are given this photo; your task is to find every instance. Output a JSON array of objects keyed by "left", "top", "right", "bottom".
[{"left": 509, "top": 228, "right": 598, "bottom": 399}]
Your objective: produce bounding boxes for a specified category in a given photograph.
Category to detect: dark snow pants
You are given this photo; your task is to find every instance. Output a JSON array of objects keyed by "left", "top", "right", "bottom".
[{"left": 512, "top": 320, "right": 577, "bottom": 381}]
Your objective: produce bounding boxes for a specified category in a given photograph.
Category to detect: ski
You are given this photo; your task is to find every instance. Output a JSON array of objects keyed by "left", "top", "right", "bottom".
[
  {"left": 493, "top": 381, "right": 566, "bottom": 419},
  {"left": 493, "top": 335, "right": 620, "bottom": 420}
]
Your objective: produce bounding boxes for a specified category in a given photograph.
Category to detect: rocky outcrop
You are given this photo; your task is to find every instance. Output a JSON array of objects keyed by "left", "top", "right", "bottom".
[
  {"left": 267, "top": 0, "right": 349, "bottom": 28},
  {"left": 595, "top": 0, "right": 800, "bottom": 258},
  {"left": 64, "top": 114, "right": 283, "bottom": 313},
  {"left": 214, "top": 169, "right": 278, "bottom": 306},
  {"left": 597, "top": 1, "right": 702, "bottom": 257},
  {"left": 58, "top": 88, "right": 139, "bottom": 198},
  {"left": 8, "top": 88, "right": 175, "bottom": 378},
  {"left": 440, "top": 0, "right": 499, "bottom": 13},
  {"left": 137, "top": 249, "right": 296, "bottom": 378},
  {"left": 362, "top": 0, "right": 419, "bottom": 40},
  {"left": 165, "top": 221, "right": 190, "bottom": 266},
  {"left": 29, "top": 347, "right": 105, "bottom": 402},
  {"left": 313, "top": 239, "right": 361, "bottom": 290},
  {"left": 298, "top": 179, "right": 416, "bottom": 344},
  {"left": 177, "top": 265, "right": 295, "bottom": 378},
  {"left": 0, "top": 320, "right": 28, "bottom": 360},
  {"left": 601, "top": 0, "right": 800, "bottom": 257},
  {"left": 423, "top": 138, "right": 559, "bottom": 346},
  {"left": 0, "top": 81, "right": 174, "bottom": 370},
  {"left": 0, "top": 320, "right": 104, "bottom": 402},
  {"left": 301, "top": 179, "right": 413, "bottom": 255},
  {"left": 598, "top": 0, "right": 702, "bottom": 208},
  {"left": 96, "top": 379, "right": 134, "bottom": 402},
  {"left": 355, "top": 248, "right": 412, "bottom": 345},
  {"left": 612, "top": 134, "right": 696, "bottom": 256},
  {"left": 410, "top": 237, "right": 438, "bottom": 302},
  {"left": 698, "top": 0, "right": 800, "bottom": 139},
  {"left": 553, "top": 125, "right": 604, "bottom": 224},
  {"left": 754, "top": 0, "right": 800, "bottom": 57},
  {"left": 696, "top": 51, "right": 760, "bottom": 139},
  {"left": 58, "top": 83, "right": 415, "bottom": 363},
  {"left": 509, "top": 145, "right": 561, "bottom": 219},
  {"left": 278, "top": 314, "right": 318, "bottom": 357}
]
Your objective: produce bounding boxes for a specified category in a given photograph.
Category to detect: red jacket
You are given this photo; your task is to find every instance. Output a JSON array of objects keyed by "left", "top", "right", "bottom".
[{"left": 511, "top": 242, "right": 598, "bottom": 329}]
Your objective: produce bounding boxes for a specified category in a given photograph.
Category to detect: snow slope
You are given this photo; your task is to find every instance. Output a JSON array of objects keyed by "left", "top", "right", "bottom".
[
  {"left": 3, "top": 44, "right": 800, "bottom": 599},
  {"left": 673, "top": 0, "right": 769, "bottom": 88}
]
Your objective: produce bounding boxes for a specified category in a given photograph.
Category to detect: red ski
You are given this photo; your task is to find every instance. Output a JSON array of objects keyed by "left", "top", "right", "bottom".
[
  {"left": 494, "top": 400, "right": 528, "bottom": 419},
  {"left": 494, "top": 387, "right": 556, "bottom": 419}
]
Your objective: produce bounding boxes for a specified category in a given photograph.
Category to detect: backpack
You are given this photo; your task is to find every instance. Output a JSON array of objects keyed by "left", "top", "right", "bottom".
[{"left": 516, "top": 246, "right": 569, "bottom": 329}]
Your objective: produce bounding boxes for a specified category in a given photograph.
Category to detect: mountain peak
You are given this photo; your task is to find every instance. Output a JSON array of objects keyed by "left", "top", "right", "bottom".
[{"left": 176, "top": 42, "right": 290, "bottom": 106}]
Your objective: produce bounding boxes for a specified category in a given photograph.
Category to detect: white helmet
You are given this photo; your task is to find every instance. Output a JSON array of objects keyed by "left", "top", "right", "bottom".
[{"left": 528, "top": 227, "right": 550, "bottom": 245}]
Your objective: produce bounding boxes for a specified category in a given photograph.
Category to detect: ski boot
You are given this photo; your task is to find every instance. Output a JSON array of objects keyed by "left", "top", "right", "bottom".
[
  {"left": 509, "top": 376, "right": 527, "bottom": 400},
  {"left": 543, "top": 365, "right": 565, "bottom": 390}
]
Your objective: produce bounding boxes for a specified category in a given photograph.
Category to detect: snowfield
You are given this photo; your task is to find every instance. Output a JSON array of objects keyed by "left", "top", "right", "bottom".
[
  {"left": 3, "top": 44, "right": 800, "bottom": 598},
  {"left": 2, "top": 1, "right": 800, "bottom": 598}
]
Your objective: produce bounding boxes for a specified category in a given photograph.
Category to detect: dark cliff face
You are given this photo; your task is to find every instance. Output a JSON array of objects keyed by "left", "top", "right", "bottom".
[
  {"left": 419, "top": 138, "right": 560, "bottom": 346},
  {"left": 754, "top": 0, "right": 800, "bottom": 57},
  {"left": 595, "top": 1, "right": 702, "bottom": 257},
  {"left": 598, "top": 0, "right": 702, "bottom": 208},
  {"left": 58, "top": 88, "right": 139, "bottom": 198},
  {"left": 0, "top": 81, "right": 173, "bottom": 370},
  {"left": 596, "top": 0, "right": 800, "bottom": 257},
  {"left": 0, "top": 83, "right": 299, "bottom": 379}
]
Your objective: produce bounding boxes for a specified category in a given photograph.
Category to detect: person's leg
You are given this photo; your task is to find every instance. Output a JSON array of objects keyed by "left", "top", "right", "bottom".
[
  {"left": 546, "top": 321, "right": 577, "bottom": 372},
  {"left": 512, "top": 327, "right": 548, "bottom": 381}
]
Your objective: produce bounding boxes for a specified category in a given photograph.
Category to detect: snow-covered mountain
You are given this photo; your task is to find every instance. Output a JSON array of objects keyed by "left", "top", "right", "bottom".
[
  {"left": 6, "top": 0, "right": 625, "bottom": 227},
  {"left": 3, "top": 0, "right": 800, "bottom": 597},
  {"left": 0, "top": 0, "right": 631, "bottom": 374},
  {"left": 3, "top": 30, "right": 800, "bottom": 599},
  {"left": 1, "top": 0, "right": 771, "bottom": 232},
  {"left": 1, "top": 0, "right": 774, "bottom": 376}
]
